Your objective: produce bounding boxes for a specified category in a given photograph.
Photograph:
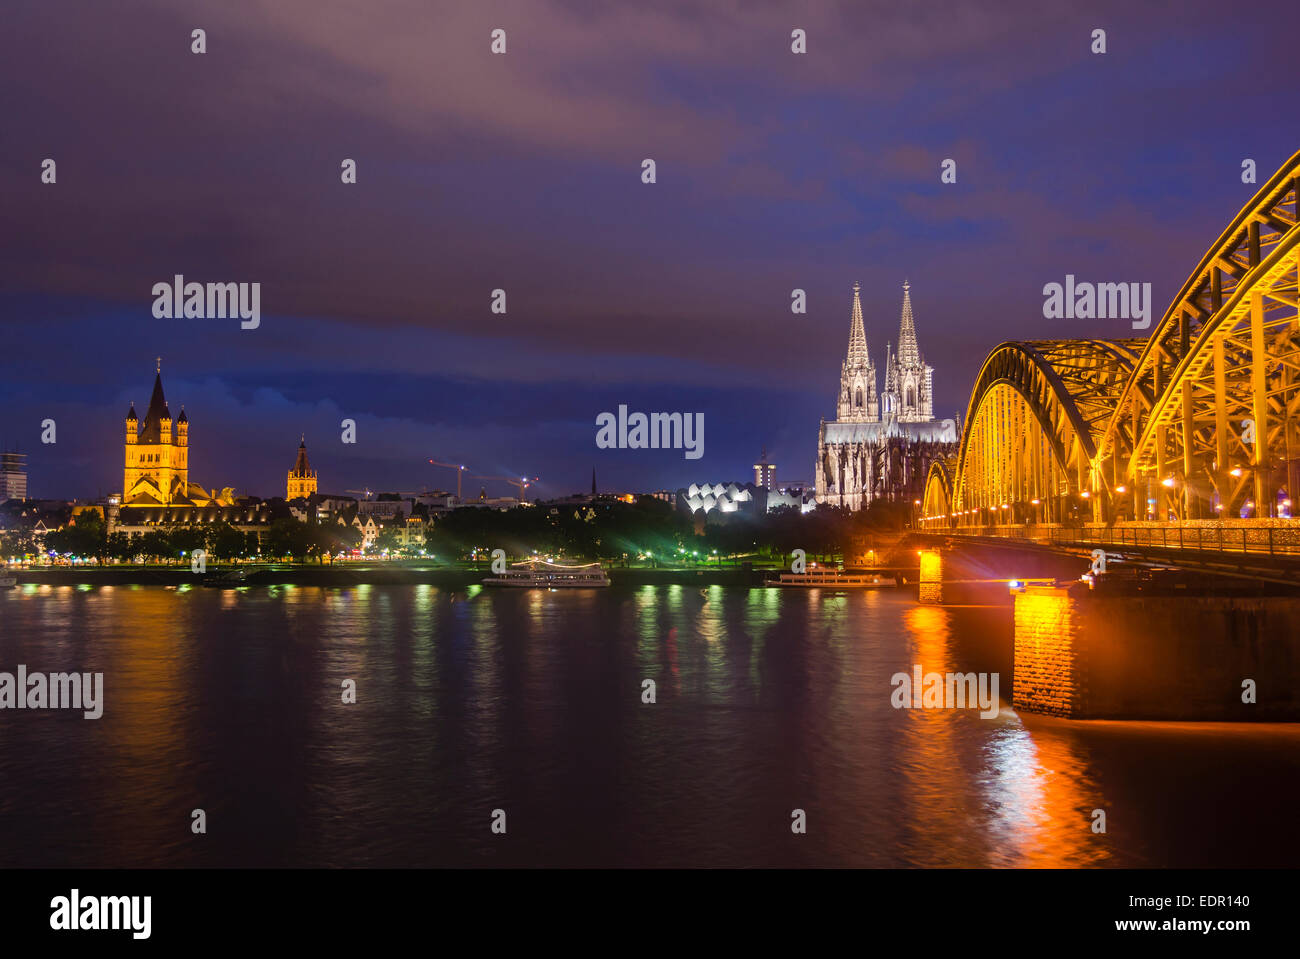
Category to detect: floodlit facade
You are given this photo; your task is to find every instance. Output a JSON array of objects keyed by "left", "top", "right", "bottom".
[
  {"left": 817, "top": 282, "right": 958, "bottom": 509},
  {"left": 287, "top": 437, "right": 318, "bottom": 500},
  {"left": 121, "top": 362, "right": 234, "bottom": 507}
]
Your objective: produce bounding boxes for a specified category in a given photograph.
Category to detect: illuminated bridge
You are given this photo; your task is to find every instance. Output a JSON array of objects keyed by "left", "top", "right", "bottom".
[{"left": 920, "top": 149, "right": 1300, "bottom": 576}]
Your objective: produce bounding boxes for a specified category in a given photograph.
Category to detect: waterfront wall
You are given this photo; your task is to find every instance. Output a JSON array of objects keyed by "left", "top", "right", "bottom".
[
  {"left": 1014, "top": 584, "right": 1300, "bottom": 720},
  {"left": 3, "top": 565, "right": 767, "bottom": 588}
]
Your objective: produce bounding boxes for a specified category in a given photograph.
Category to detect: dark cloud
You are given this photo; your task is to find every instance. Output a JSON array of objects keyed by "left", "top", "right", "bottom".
[{"left": 2, "top": 0, "right": 1298, "bottom": 496}]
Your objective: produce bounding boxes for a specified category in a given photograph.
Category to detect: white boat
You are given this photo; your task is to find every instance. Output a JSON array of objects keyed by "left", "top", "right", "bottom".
[
  {"left": 0, "top": 573, "right": 16, "bottom": 589},
  {"left": 483, "top": 559, "right": 611, "bottom": 588},
  {"left": 766, "top": 569, "right": 897, "bottom": 588}
]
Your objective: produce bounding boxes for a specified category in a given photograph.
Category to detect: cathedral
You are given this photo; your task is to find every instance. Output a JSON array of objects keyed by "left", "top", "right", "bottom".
[
  {"left": 121, "top": 362, "right": 234, "bottom": 507},
  {"left": 816, "top": 282, "right": 959, "bottom": 510}
]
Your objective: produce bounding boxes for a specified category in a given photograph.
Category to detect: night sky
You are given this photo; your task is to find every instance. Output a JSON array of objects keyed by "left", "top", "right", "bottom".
[{"left": 3, "top": 0, "right": 1299, "bottom": 501}]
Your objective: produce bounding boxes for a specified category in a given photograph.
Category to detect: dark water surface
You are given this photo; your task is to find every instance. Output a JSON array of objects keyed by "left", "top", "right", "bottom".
[{"left": 1, "top": 583, "right": 1296, "bottom": 867}]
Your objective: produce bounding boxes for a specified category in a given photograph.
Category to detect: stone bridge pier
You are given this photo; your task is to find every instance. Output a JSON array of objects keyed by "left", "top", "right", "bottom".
[{"left": 1013, "top": 583, "right": 1300, "bottom": 720}]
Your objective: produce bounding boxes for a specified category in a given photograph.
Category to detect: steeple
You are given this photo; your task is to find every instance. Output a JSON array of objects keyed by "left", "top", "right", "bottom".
[
  {"left": 896, "top": 280, "right": 920, "bottom": 368},
  {"left": 846, "top": 281, "right": 869, "bottom": 367},
  {"left": 836, "top": 282, "right": 878, "bottom": 423},
  {"left": 137, "top": 367, "right": 171, "bottom": 443},
  {"left": 292, "top": 437, "right": 312, "bottom": 477},
  {"left": 287, "top": 435, "right": 318, "bottom": 500},
  {"left": 591, "top": 467, "right": 597, "bottom": 497}
]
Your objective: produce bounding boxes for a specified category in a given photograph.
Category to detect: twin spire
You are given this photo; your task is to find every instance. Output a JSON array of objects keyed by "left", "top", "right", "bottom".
[{"left": 846, "top": 280, "right": 918, "bottom": 369}]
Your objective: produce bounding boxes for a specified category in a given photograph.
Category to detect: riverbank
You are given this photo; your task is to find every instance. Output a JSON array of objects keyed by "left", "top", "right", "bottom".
[{"left": 5, "top": 564, "right": 791, "bottom": 588}]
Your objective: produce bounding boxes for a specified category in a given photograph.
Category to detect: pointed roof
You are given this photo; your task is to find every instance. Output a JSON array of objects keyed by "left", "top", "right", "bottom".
[
  {"left": 896, "top": 280, "right": 921, "bottom": 368},
  {"left": 291, "top": 437, "right": 313, "bottom": 477},
  {"left": 126, "top": 402, "right": 137, "bottom": 422},
  {"left": 136, "top": 371, "right": 172, "bottom": 443},
  {"left": 844, "top": 282, "right": 871, "bottom": 370}
]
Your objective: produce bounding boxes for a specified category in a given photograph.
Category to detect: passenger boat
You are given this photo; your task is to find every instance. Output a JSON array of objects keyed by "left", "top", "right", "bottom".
[
  {"left": 765, "top": 568, "right": 897, "bottom": 588},
  {"left": 483, "top": 559, "right": 611, "bottom": 588},
  {"left": 0, "top": 572, "right": 17, "bottom": 589}
]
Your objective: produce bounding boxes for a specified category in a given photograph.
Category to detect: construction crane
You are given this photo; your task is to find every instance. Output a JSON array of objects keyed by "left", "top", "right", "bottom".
[
  {"left": 428, "top": 459, "right": 469, "bottom": 500},
  {"left": 345, "top": 488, "right": 374, "bottom": 500},
  {"left": 470, "top": 474, "right": 538, "bottom": 504}
]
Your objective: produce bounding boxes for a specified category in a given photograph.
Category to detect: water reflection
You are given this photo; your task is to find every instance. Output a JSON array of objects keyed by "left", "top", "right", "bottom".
[{"left": 0, "top": 585, "right": 1295, "bottom": 867}]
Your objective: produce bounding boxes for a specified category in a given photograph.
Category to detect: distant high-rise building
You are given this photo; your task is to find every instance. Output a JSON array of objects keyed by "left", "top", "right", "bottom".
[
  {"left": 1, "top": 451, "right": 27, "bottom": 502},
  {"left": 287, "top": 436, "right": 318, "bottom": 500},
  {"left": 753, "top": 447, "right": 777, "bottom": 489}
]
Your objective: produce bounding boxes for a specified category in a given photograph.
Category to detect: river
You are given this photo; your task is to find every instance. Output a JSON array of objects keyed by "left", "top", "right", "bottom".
[{"left": 1, "top": 583, "right": 1296, "bottom": 867}]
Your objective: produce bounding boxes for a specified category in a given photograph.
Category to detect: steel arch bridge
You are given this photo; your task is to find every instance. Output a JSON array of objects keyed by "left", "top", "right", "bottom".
[{"left": 923, "top": 149, "right": 1300, "bottom": 533}]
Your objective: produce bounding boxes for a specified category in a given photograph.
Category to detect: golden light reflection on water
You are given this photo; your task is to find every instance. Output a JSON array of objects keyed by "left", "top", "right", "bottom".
[
  {"left": 0, "top": 584, "right": 1249, "bottom": 866},
  {"left": 897, "top": 603, "right": 1110, "bottom": 867}
]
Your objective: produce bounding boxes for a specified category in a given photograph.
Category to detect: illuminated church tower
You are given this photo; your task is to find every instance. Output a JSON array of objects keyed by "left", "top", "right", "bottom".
[
  {"left": 123, "top": 360, "right": 189, "bottom": 505},
  {"left": 817, "top": 281, "right": 956, "bottom": 510},
  {"left": 836, "top": 282, "right": 878, "bottom": 422},
  {"left": 887, "top": 281, "right": 934, "bottom": 422},
  {"left": 122, "top": 360, "right": 231, "bottom": 507},
  {"left": 287, "top": 437, "right": 318, "bottom": 500}
]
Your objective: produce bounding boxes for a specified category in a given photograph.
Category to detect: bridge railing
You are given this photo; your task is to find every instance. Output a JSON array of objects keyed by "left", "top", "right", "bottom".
[{"left": 945, "top": 523, "right": 1300, "bottom": 557}]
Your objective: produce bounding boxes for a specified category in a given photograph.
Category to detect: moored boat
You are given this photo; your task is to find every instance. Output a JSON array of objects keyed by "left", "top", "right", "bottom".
[
  {"left": 765, "top": 569, "right": 897, "bottom": 588},
  {"left": 483, "top": 559, "right": 610, "bottom": 588}
]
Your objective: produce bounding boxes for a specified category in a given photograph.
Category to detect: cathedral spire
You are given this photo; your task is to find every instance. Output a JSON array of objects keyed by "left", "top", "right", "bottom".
[
  {"left": 896, "top": 280, "right": 920, "bottom": 367},
  {"left": 836, "top": 281, "right": 878, "bottom": 423},
  {"left": 846, "top": 281, "right": 869, "bottom": 367}
]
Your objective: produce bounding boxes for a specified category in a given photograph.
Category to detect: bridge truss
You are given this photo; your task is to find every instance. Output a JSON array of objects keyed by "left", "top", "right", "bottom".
[{"left": 924, "top": 149, "right": 1300, "bottom": 529}]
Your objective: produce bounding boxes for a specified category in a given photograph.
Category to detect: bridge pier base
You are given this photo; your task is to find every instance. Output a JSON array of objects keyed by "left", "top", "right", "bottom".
[
  {"left": 1013, "top": 583, "right": 1300, "bottom": 720},
  {"left": 917, "top": 549, "right": 943, "bottom": 604}
]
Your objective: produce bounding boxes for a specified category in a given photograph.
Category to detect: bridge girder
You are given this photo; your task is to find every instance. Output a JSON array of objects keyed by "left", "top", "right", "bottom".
[{"left": 924, "top": 149, "right": 1300, "bottom": 527}]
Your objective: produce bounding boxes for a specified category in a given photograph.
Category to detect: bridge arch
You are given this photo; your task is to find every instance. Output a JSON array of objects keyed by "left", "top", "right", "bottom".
[
  {"left": 921, "top": 458, "right": 954, "bottom": 524},
  {"left": 923, "top": 340, "right": 1137, "bottom": 528},
  {"left": 924, "top": 149, "right": 1300, "bottom": 529},
  {"left": 1094, "top": 153, "right": 1300, "bottom": 519}
]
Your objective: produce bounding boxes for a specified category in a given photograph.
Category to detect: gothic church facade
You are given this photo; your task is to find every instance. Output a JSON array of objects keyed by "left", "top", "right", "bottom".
[{"left": 816, "top": 282, "right": 958, "bottom": 510}]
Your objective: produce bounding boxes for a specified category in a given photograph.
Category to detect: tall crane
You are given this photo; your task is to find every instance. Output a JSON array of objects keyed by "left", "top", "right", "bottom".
[
  {"left": 345, "top": 488, "right": 374, "bottom": 500},
  {"left": 470, "top": 474, "right": 538, "bottom": 504},
  {"left": 428, "top": 459, "right": 469, "bottom": 500}
]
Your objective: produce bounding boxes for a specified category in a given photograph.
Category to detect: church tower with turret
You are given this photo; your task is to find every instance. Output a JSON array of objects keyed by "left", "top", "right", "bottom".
[
  {"left": 123, "top": 359, "right": 189, "bottom": 505},
  {"left": 817, "top": 280, "right": 956, "bottom": 511},
  {"left": 889, "top": 281, "right": 934, "bottom": 422},
  {"left": 287, "top": 437, "right": 318, "bottom": 500},
  {"left": 121, "top": 360, "right": 232, "bottom": 508},
  {"left": 836, "top": 282, "right": 878, "bottom": 422}
]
